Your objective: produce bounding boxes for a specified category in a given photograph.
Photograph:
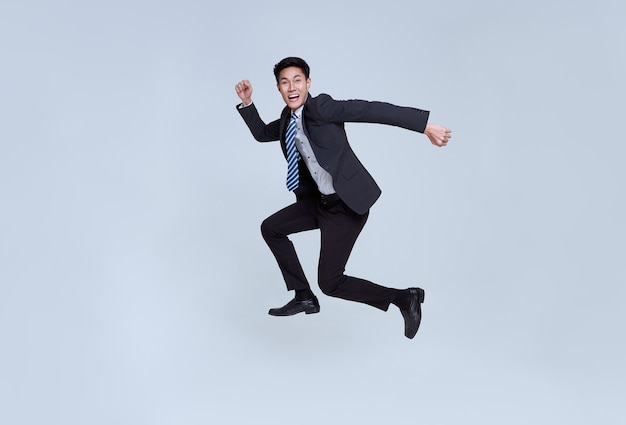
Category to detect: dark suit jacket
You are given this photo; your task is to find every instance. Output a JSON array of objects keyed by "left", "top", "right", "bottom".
[{"left": 237, "top": 93, "right": 430, "bottom": 215}]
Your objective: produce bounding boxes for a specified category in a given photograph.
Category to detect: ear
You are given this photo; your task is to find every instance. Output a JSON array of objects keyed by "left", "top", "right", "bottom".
[{"left": 306, "top": 78, "right": 311, "bottom": 89}]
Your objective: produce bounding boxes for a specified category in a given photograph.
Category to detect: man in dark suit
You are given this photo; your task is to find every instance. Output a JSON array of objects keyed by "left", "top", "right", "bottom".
[{"left": 235, "top": 57, "right": 451, "bottom": 339}]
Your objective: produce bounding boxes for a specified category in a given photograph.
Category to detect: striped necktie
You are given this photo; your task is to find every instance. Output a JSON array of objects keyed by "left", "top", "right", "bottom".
[{"left": 285, "top": 112, "right": 300, "bottom": 191}]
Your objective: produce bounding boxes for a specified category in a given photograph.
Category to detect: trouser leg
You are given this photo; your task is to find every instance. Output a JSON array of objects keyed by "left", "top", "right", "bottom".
[
  {"left": 317, "top": 200, "right": 397, "bottom": 311},
  {"left": 260, "top": 198, "right": 319, "bottom": 291}
]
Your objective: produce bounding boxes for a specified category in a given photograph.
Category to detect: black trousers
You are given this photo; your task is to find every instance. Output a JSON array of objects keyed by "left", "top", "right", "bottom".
[{"left": 260, "top": 194, "right": 396, "bottom": 311}]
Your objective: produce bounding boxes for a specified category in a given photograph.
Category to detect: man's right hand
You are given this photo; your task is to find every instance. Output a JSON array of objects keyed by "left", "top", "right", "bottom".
[{"left": 235, "top": 80, "right": 253, "bottom": 106}]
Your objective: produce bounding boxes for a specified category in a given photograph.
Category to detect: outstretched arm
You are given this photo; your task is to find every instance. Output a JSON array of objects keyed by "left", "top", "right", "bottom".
[
  {"left": 424, "top": 124, "right": 452, "bottom": 147},
  {"left": 311, "top": 94, "right": 452, "bottom": 146}
]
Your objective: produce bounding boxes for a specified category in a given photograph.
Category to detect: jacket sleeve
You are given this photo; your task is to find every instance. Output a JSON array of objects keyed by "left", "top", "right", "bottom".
[
  {"left": 236, "top": 103, "right": 281, "bottom": 142},
  {"left": 313, "top": 93, "right": 430, "bottom": 133}
]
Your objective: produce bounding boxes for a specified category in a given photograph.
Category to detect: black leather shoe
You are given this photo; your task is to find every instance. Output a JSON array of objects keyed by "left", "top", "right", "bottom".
[
  {"left": 400, "top": 288, "right": 425, "bottom": 339},
  {"left": 268, "top": 296, "right": 320, "bottom": 316}
]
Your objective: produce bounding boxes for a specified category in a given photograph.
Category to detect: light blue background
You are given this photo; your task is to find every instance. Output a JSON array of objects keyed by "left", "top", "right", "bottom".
[{"left": 1, "top": 1, "right": 624, "bottom": 424}]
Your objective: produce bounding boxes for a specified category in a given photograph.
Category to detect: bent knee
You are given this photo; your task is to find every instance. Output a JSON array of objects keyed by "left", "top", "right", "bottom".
[
  {"left": 260, "top": 218, "right": 282, "bottom": 240},
  {"left": 318, "top": 274, "right": 345, "bottom": 296},
  {"left": 260, "top": 219, "right": 269, "bottom": 237}
]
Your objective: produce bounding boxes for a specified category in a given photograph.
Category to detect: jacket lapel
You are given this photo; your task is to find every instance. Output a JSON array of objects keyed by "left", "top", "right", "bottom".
[{"left": 279, "top": 107, "right": 291, "bottom": 158}]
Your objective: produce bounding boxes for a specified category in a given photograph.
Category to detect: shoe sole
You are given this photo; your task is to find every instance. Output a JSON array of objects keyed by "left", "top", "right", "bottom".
[{"left": 268, "top": 307, "right": 320, "bottom": 316}]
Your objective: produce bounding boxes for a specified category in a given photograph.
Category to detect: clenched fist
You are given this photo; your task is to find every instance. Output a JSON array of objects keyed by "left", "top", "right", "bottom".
[
  {"left": 424, "top": 124, "right": 452, "bottom": 147},
  {"left": 235, "top": 80, "right": 253, "bottom": 106}
]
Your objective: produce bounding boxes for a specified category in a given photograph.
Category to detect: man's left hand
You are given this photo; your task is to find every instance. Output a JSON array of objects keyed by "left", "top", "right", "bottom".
[{"left": 424, "top": 124, "right": 452, "bottom": 147}]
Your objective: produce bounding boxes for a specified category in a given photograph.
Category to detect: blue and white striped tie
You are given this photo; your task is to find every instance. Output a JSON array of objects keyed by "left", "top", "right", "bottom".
[{"left": 285, "top": 113, "right": 300, "bottom": 191}]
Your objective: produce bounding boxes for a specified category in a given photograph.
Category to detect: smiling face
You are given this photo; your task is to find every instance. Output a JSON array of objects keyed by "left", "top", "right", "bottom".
[{"left": 277, "top": 66, "right": 311, "bottom": 111}]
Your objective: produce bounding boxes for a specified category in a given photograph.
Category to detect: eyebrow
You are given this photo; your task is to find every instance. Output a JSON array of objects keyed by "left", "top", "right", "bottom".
[{"left": 280, "top": 75, "right": 304, "bottom": 82}]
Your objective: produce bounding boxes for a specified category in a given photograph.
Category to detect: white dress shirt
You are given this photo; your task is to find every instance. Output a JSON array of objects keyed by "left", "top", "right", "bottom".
[{"left": 292, "top": 106, "right": 336, "bottom": 195}]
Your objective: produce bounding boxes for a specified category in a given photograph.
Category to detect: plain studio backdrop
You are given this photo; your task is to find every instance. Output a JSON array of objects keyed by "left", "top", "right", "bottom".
[{"left": 1, "top": 1, "right": 624, "bottom": 424}]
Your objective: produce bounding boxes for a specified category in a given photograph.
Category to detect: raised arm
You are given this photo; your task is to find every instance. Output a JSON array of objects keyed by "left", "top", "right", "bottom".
[{"left": 235, "top": 79, "right": 281, "bottom": 142}]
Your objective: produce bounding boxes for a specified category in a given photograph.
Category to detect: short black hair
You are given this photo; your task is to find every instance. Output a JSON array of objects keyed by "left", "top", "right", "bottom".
[{"left": 273, "top": 57, "right": 310, "bottom": 82}]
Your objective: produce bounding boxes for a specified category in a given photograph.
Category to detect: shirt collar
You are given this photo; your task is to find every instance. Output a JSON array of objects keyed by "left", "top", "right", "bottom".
[{"left": 292, "top": 105, "right": 304, "bottom": 119}]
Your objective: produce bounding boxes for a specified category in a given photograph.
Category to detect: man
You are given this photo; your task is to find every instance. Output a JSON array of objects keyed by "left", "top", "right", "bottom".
[{"left": 235, "top": 57, "right": 451, "bottom": 339}]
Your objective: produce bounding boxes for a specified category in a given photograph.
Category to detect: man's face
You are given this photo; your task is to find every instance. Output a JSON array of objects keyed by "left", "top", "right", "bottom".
[{"left": 277, "top": 66, "right": 311, "bottom": 111}]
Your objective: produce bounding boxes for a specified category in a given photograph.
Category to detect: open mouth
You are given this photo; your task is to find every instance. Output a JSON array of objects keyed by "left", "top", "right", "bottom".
[{"left": 288, "top": 94, "right": 299, "bottom": 101}]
